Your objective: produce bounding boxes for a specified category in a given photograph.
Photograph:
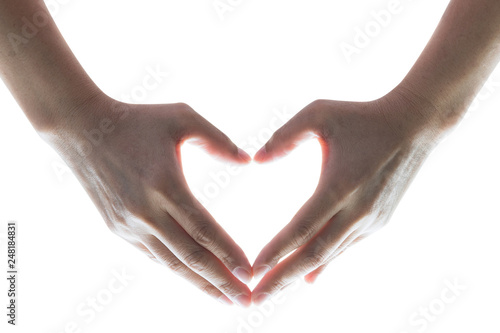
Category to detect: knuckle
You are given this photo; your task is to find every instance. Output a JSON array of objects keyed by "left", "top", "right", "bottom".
[
  {"left": 192, "top": 223, "right": 217, "bottom": 247},
  {"left": 302, "top": 250, "right": 327, "bottom": 269},
  {"left": 218, "top": 132, "right": 236, "bottom": 152},
  {"left": 267, "top": 279, "right": 286, "bottom": 293},
  {"left": 184, "top": 249, "right": 210, "bottom": 272},
  {"left": 217, "top": 280, "right": 237, "bottom": 296},
  {"left": 307, "top": 99, "right": 332, "bottom": 133},
  {"left": 200, "top": 284, "right": 220, "bottom": 297},
  {"left": 170, "top": 103, "right": 196, "bottom": 133},
  {"left": 175, "top": 102, "right": 193, "bottom": 112},
  {"left": 162, "top": 187, "right": 187, "bottom": 205},
  {"left": 268, "top": 128, "right": 284, "bottom": 146},
  {"left": 314, "top": 233, "right": 332, "bottom": 249},
  {"left": 309, "top": 99, "right": 328, "bottom": 109},
  {"left": 165, "top": 258, "right": 184, "bottom": 273},
  {"left": 179, "top": 202, "right": 202, "bottom": 220},
  {"left": 221, "top": 252, "right": 239, "bottom": 269},
  {"left": 292, "top": 224, "right": 316, "bottom": 247},
  {"left": 308, "top": 99, "right": 329, "bottom": 118},
  {"left": 218, "top": 131, "right": 232, "bottom": 143}
]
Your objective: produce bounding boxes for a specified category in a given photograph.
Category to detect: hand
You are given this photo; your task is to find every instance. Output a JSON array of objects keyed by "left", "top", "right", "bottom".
[
  {"left": 44, "top": 95, "right": 253, "bottom": 306},
  {"left": 251, "top": 89, "right": 446, "bottom": 304}
]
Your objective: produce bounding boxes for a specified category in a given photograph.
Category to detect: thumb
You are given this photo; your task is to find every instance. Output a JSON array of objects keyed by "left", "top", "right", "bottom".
[
  {"left": 254, "top": 104, "right": 319, "bottom": 163},
  {"left": 185, "top": 109, "right": 251, "bottom": 164}
]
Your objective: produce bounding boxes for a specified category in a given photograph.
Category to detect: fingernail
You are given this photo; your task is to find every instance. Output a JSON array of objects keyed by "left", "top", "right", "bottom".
[
  {"left": 218, "top": 295, "right": 233, "bottom": 306},
  {"left": 238, "top": 148, "right": 251, "bottom": 162},
  {"left": 233, "top": 267, "right": 252, "bottom": 284},
  {"left": 253, "top": 265, "right": 271, "bottom": 280},
  {"left": 253, "top": 293, "right": 271, "bottom": 305},
  {"left": 233, "top": 294, "right": 251, "bottom": 308}
]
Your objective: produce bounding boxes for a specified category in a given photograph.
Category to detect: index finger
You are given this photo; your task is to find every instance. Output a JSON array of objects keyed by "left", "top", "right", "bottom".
[
  {"left": 252, "top": 186, "right": 340, "bottom": 279},
  {"left": 252, "top": 215, "right": 355, "bottom": 304},
  {"left": 161, "top": 158, "right": 253, "bottom": 284}
]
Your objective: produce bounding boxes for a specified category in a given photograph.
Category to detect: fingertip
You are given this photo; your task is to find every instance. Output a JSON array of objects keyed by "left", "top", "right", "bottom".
[
  {"left": 253, "top": 145, "right": 268, "bottom": 163},
  {"left": 253, "top": 264, "right": 271, "bottom": 280},
  {"left": 237, "top": 148, "right": 252, "bottom": 163},
  {"left": 252, "top": 292, "right": 271, "bottom": 306},
  {"left": 304, "top": 273, "right": 319, "bottom": 284},
  {"left": 233, "top": 266, "right": 252, "bottom": 284},
  {"left": 234, "top": 293, "right": 252, "bottom": 308}
]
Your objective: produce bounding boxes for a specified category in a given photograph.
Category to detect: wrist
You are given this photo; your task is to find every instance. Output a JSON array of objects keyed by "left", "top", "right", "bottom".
[
  {"left": 31, "top": 79, "right": 104, "bottom": 130},
  {"left": 383, "top": 81, "right": 466, "bottom": 137},
  {"left": 38, "top": 89, "right": 118, "bottom": 150}
]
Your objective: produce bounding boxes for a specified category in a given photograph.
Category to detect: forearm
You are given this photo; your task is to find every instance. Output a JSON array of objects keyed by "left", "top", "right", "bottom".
[
  {"left": 395, "top": 0, "right": 500, "bottom": 129},
  {"left": 0, "top": 0, "right": 102, "bottom": 132}
]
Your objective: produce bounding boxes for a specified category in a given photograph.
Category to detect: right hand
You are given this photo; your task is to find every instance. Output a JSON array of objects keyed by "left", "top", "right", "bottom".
[{"left": 43, "top": 95, "right": 253, "bottom": 306}]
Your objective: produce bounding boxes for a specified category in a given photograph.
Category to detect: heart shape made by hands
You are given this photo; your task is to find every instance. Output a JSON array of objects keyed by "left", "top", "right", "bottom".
[{"left": 180, "top": 139, "right": 322, "bottom": 271}]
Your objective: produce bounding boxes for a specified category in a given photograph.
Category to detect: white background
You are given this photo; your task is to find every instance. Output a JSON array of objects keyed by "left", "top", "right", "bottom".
[{"left": 1, "top": 0, "right": 500, "bottom": 332}]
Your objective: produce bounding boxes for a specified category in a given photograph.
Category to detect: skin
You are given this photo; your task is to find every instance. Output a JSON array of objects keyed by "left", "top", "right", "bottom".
[
  {"left": 1, "top": 0, "right": 499, "bottom": 308},
  {"left": 251, "top": 0, "right": 500, "bottom": 304},
  {"left": 0, "top": 0, "right": 253, "bottom": 306}
]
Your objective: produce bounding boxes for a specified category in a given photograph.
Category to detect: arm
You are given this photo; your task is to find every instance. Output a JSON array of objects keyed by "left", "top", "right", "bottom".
[
  {"left": 251, "top": 0, "right": 500, "bottom": 304},
  {"left": 0, "top": 0, "right": 99, "bottom": 131},
  {"left": 0, "top": 0, "right": 253, "bottom": 306},
  {"left": 399, "top": 0, "right": 500, "bottom": 128}
]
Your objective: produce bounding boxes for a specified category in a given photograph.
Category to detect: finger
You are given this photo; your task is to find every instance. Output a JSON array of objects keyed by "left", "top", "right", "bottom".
[
  {"left": 180, "top": 105, "right": 251, "bottom": 163},
  {"left": 133, "top": 241, "right": 160, "bottom": 264},
  {"left": 254, "top": 101, "right": 321, "bottom": 163},
  {"left": 252, "top": 189, "right": 341, "bottom": 280},
  {"left": 303, "top": 248, "right": 346, "bottom": 284},
  {"left": 252, "top": 218, "right": 356, "bottom": 305},
  {"left": 143, "top": 236, "right": 233, "bottom": 305},
  {"left": 303, "top": 234, "right": 364, "bottom": 284},
  {"left": 149, "top": 213, "right": 252, "bottom": 307},
  {"left": 161, "top": 163, "right": 253, "bottom": 284},
  {"left": 303, "top": 264, "right": 328, "bottom": 284}
]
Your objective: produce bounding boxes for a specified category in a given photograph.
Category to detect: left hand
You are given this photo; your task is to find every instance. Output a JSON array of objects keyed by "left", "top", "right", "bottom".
[{"left": 250, "top": 89, "right": 448, "bottom": 304}]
